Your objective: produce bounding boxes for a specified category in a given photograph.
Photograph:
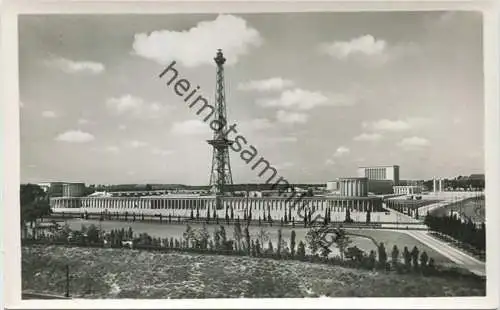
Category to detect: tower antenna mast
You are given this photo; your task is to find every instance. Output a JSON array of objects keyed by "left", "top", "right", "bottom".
[{"left": 207, "top": 49, "right": 234, "bottom": 209}]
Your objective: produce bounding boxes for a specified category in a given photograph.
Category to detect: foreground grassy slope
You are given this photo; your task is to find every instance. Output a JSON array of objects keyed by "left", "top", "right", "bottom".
[{"left": 22, "top": 245, "right": 485, "bottom": 298}]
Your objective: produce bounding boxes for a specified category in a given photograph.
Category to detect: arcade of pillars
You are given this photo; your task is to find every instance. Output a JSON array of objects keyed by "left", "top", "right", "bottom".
[
  {"left": 51, "top": 196, "right": 383, "bottom": 213},
  {"left": 433, "top": 178, "right": 445, "bottom": 192}
]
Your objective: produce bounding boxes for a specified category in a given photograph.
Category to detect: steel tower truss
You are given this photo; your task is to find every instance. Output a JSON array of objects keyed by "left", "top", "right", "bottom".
[{"left": 207, "top": 49, "right": 233, "bottom": 209}]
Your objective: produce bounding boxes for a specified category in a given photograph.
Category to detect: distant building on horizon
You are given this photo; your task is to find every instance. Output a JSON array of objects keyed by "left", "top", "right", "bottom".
[
  {"left": 357, "top": 165, "right": 400, "bottom": 185},
  {"left": 62, "top": 182, "right": 86, "bottom": 197}
]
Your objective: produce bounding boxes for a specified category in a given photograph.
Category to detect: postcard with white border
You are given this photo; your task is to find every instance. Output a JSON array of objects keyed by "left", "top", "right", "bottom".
[{"left": 2, "top": 0, "right": 499, "bottom": 309}]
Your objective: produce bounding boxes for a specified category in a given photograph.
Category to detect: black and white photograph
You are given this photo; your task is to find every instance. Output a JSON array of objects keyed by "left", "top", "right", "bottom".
[{"left": 2, "top": 1, "right": 499, "bottom": 308}]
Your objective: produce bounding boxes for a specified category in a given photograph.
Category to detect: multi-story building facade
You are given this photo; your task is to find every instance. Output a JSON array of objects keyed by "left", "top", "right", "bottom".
[
  {"left": 357, "top": 165, "right": 400, "bottom": 184},
  {"left": 62, "top": 182, "right": 86, "bottom": 197}
]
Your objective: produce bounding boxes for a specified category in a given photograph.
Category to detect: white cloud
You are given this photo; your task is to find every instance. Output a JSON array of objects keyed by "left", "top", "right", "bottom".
[
  {"left": 353, "top": 132, "right": 383, "bottom": 142},
  {"left": 362, "top": 119, "right": 411, "bottom": 132},
  {"left": 55, "top": 130, "right": 95, "bottom": 143},
  {"left": 398, "top": 136, "right": 430, "bottom": 150},
  {"left": 363, "top": 118, "right": 430, "bottom": 132},
  {"left": 334, "top": 146, "right": 350, "bottom": 157},
  {"left": 132, "top": 14, "right": 262, "bottom": 67},
  {"left": 44, "top": 57, "right": 105, "bottom": 74},
  {"left": 238, "top": 77, "right": 294, "bottom": 92},
  {"left": 42, "top": 110, "right": 57, "bottom": 118},
  {"left": 127, "top": 140, "right": 148, "bottom": 148},
  {"left": 276, "top": 110, "right": 308, "bottom": 124},
  {"left": 151, "top": 148, "right": 174, "bottom": 156},
  {"left": 320, "top": 35, "right": 418, "bottom": 65},
  {"left": 78, "top": 118, "right": 89, "bottom": 125},
  {"left": 240, "top": 118, "right": 274, "bottom": 131},
  {"left": 106, "top": 95, "right": 169, "bottom": 118},
  {"left": 325, "top": 159, "right": 336, "bottom": 166},
  {"left": 171, "top": 120, "right": 210, "bottom": 135},
  {"left": 259, "top": 89, "right": 355, "bottom": 111},
  {"left": 258, "top": 89, "right": 328, "bottom": 111},
  {"left": 320, "top": 35, "right": 387, "bottom": 59},
  {"left": 118, "top": 125, "right": 127, "bottom": 131}
]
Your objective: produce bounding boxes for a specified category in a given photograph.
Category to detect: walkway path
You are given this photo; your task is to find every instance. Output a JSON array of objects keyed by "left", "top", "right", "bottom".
[{"left": 402, "top": 230, "right": 485, "bottom": 277}]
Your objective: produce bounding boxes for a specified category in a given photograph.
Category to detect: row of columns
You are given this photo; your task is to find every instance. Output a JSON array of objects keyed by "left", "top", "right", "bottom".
[
  {"left": 433, "top": 178, "right": 444, "bottom": 192},
  {"left": 339, "top": 179, "right": 368, "bottom": 197},
  {"left": 393, "top": 186, "right": 422, "bottom": 195},
  {"left": 50, "top": 197, "right": 383, "bottom": 212}
]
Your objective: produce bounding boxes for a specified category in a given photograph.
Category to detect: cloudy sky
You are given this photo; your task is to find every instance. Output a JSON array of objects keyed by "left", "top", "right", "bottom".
[{"left": 19, "top": 11, "right": 484, "bottom": 185}]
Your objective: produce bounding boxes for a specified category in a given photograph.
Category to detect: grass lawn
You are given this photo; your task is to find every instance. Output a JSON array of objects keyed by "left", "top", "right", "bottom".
[
  {"left": 347, "top": 229, "right": 453, "bottom": 265},
  {"left": 22, "top": 245, "right": 484, "bottom": 298},
  {"left": 430, "top": 198, "right": 485, "bottom": 223}
]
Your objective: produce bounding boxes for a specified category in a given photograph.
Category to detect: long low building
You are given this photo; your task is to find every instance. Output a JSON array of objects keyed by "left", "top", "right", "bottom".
[{"left": 50, "top": 195, "right": 384, "bottom": 215}]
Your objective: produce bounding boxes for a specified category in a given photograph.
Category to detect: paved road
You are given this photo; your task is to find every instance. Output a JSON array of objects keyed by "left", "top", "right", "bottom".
[{"left": 403, "top": 230, "right": 485, "bottom": 277}]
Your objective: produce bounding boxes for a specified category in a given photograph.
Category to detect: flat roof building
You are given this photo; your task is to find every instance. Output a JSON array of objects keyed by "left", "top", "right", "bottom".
[
  {"left": 357, "top": 165, "right": 400, "bottom": 185},
  {"left": 62, "top": 182, "right": 86, "bottom": 197}
]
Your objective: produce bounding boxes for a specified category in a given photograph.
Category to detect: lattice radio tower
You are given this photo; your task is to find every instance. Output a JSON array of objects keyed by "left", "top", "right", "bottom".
[{"left": 207, "top": 49, "right": 233, "bottom": 209}]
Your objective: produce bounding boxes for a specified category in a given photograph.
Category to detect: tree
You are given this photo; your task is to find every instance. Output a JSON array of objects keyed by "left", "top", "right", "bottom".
[
  {"left": 219, "top": 225, "right": 228, "bottom": 250},
  {"left": 403, "top": 246, "right": 412, "bottom": 269},
  {"left": 345, "top": 208, "right": 352, "bottom": 223},
  {"left": 334, "top": 228, "right": 352, "bottom": 260},
  {"left": 345, "top": 246, "right": 364, "bottom": 262},
  {"left": 411, "top": 246, "right": 420, "bottom": 270},
  {"left": 245, "top": 227, "right": 251, "bottom": 254},
  {"left": 251, "top": 240, "right": 256, "bottom": 256},
  {"left": 377, "top": 242, "right": 387, "bottom": 269},
  {"left": 20, "top": 184, "right": 52, "bottom": 229},
  {"left": 290, "top": 230, "right": 297, "bottom": 257},
  {"left": 183, "top": 224, "right": 195, "bottom": 248},
  {"left": 368, "top": 250, "right": 376, "bottom": 269},
  {"left": 233, "top": 221, "right": 243, "bottom": 251},
  {"left": 255, "top": 239, "right": 261, "bottom": 256},
  {"left": 391, "top": 245, "right": 400, "bottom": 267},
  {"left": 277, "top": 228, "right": 283, "bottom": 257},
  {"left": 267, "top": 240, "right": 274, "bottom": 254},
  {"left": 199, "top": 224, "right": 210, "bottom": 250},
  {"left": 428, "top": 257, "right": 436, "bottom": 270},
  {"left": 214, "top": 227, "right": 221, "bottom": 251},
  {"left": 305, "top": 226, "right": 320, "bottom": 255},
  {"left": 255, "top": 227, "right": 269, "bottom": 248},
  {"left": 145, "top": 184, "right": 153, "bottom": 191},
  {"left": 419, "top": 251, "right": 429, "bottom": 268},
  {"left": 297, "top": 241, "right": 306, "bottom": 259}
]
